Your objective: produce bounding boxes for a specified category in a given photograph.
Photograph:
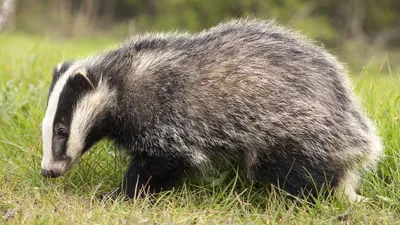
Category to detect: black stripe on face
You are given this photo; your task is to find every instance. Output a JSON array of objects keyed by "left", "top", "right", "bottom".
[{"left": 52, "top": 73, "right": 94, "bottom": 160}]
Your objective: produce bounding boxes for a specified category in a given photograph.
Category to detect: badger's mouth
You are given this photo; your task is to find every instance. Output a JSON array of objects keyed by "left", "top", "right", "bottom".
[
  {"left": 40, "top": 156, "right": 78, "bottom": 178},
  {"left": 41, "top": 168, "right": 63, "bottom": 178}
]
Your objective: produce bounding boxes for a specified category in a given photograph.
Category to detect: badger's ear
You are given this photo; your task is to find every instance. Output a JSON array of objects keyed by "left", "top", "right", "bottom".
[
  {"left": 67, "top": 69, "right": 95, "bottom": 94},
  {"left": 72, "top": 69, "right": 95, "bottom": 90}
]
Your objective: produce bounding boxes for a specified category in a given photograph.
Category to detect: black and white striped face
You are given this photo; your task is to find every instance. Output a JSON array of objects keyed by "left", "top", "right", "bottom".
[{"left": 41, "top": 61, "right": 114, "bottom": 178}]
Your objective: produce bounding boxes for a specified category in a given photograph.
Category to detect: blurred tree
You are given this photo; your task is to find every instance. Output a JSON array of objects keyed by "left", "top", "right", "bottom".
[
  {"left": 8, "top": 0, "right": 400, "bottom": 49},
  {"left": 0, "top": 0, "right": 16, "bottom": 31}
]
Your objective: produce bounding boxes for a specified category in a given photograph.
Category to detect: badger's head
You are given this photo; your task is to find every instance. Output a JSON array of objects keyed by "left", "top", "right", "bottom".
[{"left": 41, "top": 61, "right": 115, "bottom": 178}]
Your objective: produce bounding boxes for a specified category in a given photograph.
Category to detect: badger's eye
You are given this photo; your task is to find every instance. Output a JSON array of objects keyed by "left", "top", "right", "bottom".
[
  {"left": 55, "top": 123, "right": 68, "bottom": 138},
  {"left": 57, "top": 128, "right": 68, "bottom": 138}
]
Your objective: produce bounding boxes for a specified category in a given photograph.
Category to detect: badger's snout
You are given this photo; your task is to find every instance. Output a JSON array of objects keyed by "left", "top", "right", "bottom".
[{"left": 41, "top": 169, "right": 61, "bottom": 178}]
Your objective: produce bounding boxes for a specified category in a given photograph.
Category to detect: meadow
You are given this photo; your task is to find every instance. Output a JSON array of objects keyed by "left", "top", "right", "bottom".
[{"left": 0, "top": 33, "right": 399, "bottom": 224}]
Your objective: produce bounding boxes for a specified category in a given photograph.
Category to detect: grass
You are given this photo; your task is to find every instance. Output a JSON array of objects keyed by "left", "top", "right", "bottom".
[{"left": 0, "top": 33, "right": 399, "bottom": 224}]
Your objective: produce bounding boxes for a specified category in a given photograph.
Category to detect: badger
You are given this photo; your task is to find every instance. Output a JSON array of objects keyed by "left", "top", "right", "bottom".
[{"left": 40, "top": 19, "right": 382, "bottom": 202}]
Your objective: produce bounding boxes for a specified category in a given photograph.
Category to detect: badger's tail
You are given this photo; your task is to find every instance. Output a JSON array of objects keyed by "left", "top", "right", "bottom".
[{"left": 337, "top": 118, "right": 383, "bottom": 202}]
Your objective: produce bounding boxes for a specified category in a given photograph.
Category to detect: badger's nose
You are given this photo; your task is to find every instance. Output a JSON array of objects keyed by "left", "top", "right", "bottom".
[{"left": 41, "top": 169, "right": 60, "bottom": 178}]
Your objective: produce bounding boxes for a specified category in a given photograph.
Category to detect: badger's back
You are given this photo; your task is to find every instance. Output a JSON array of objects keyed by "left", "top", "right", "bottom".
[{"left": 76, "top": 19, "right": 382, "bottom": 200}]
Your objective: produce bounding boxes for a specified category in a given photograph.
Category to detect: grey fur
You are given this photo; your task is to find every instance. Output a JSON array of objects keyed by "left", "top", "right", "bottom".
[{"left": 42, "top": 19, "right": 382, "bottom": 201}]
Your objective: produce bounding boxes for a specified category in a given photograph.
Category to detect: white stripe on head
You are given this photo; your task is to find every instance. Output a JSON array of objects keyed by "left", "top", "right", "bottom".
[
  {"left": 41, "top": 66, "right": 75, "bottom": 169},
  {"left": 67, "top": 77, "right": 115, "bottom": 162}
]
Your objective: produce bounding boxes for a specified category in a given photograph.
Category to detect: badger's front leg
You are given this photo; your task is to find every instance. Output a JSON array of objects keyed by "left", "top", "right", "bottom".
[{"left": 119, "top": 151, "right": 190, "bottom": 199}]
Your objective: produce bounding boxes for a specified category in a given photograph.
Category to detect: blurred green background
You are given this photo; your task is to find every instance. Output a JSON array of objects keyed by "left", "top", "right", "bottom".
[{"left": 1, "top": 0, "right": 399, "bottom": 74}]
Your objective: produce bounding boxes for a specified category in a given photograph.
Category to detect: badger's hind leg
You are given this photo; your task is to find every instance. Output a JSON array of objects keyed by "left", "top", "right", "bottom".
[
  {"left": 251, "top": 151, "right": 343, "bottom": 200},
  {"left": 119, "top": 151, "right": 191, "bottom": 199},
  {"left": 252, "top": 150, "right": 380, "bottom": 203}
]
